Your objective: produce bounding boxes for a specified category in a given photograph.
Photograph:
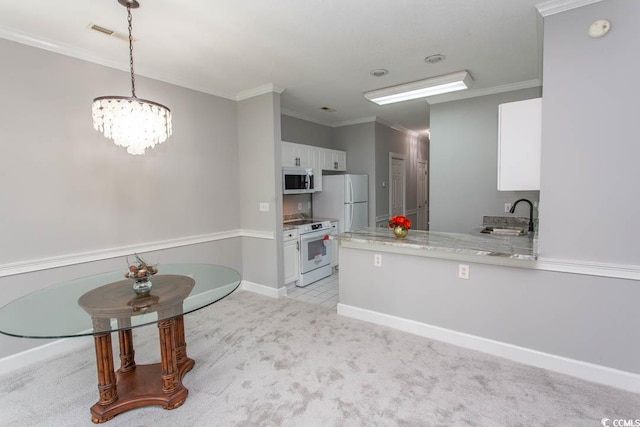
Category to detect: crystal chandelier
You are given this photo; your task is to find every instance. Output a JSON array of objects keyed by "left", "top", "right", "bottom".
[{"left": 92, "top": 0, "right": 172, "bottom": 155}]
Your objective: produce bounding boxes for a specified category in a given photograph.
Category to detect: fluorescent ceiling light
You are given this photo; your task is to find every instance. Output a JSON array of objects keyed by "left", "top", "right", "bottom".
[{"left": 364, "top": 70, "right": 473, "bottom": 105}]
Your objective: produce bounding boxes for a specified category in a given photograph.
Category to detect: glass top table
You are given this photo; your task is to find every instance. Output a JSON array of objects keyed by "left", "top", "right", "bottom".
[
  {"left": 0, "top": 263, "right": 241, "bottom": 339},
  {"left": 0, "top": 263, "right": 241, "bottom": 423}
]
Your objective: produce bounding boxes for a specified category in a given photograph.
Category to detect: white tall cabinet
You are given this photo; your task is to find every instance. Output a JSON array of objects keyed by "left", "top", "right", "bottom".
[
  {"left": 283, "top": 229, "right": 299, "bottom": 285},
  {"left": 497, "top": 97, "right": 542, "bottom": 191}
]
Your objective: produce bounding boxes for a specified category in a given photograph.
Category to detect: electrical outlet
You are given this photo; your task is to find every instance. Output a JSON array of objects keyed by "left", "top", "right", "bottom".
[
  {"left": 458, "top": 264, "right": 470, "bottom": 279},
  {"left": 259, "top": 202, "right": 269, "bottom": 212},
  {"left": 298, "top": 203, "right": 302, "bottom": 210},
  {"left": 374, "top": 254, "right": 382, "bottom": 267},
  {"left": 504, "top": 203, "right": 512, "bottom": 213}
]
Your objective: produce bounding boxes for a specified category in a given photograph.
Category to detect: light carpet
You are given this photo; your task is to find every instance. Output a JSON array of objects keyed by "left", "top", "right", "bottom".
[{"left": 0, "top": 290, "right": 637, "bottom": 426}]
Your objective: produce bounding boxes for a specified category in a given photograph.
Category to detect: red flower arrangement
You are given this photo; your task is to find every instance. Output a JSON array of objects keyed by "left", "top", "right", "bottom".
[{"left": 389, "top": 215, "right": 412, "bottom": 231}]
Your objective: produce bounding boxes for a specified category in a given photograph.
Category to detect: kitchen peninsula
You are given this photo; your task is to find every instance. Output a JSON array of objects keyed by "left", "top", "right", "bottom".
[{"left": 335, "top": 227, "right": 638, "bottom": 392}]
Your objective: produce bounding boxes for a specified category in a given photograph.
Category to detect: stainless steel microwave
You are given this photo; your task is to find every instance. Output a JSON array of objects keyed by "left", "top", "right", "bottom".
[{"left": 283, "top": 167, "right": 315, "bottom": 194}]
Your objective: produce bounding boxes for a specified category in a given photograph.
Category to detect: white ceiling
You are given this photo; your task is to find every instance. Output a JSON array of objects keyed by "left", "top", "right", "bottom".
[{"left": 0, "top": 0, "right": 543, "bottom": 133}]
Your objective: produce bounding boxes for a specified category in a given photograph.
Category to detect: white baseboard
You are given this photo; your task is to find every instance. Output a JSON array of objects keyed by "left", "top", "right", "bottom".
[
  {"left": 0, "top": 336, "right": 93, "bottom": 376},
  {"left": 241, "top": 280, "right": 287, "bottom": 298},
  {"left": 337, "top": 303, "right": 640, "bottom": 393}
]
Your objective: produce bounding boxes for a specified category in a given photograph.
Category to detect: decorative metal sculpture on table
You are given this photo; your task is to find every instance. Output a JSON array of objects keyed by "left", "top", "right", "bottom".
[{"left": 125, "top": 254, "right": 158, "bottom": 295}]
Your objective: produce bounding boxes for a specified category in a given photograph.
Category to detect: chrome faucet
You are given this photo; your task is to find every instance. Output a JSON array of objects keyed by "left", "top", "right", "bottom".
[{"left": 509, "top": 199, "right": 535, "bottom": 232}]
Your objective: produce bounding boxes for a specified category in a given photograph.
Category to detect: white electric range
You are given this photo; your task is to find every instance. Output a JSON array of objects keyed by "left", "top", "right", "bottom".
[{"left": 284, "top": 219, "right": 333, "bottom": 287}]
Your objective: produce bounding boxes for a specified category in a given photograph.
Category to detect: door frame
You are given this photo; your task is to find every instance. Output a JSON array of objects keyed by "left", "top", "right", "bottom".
[
  {"left": 388, "top": 152, "right": 406, "bottom": 219},
  {"left": 417, "top": 160, "right": 429, "bottom": 230}
]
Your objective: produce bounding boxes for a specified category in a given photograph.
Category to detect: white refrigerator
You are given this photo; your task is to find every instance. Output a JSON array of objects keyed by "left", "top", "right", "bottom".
[{"left": 313, "top": 174, "right": 368, "bottom": 233}]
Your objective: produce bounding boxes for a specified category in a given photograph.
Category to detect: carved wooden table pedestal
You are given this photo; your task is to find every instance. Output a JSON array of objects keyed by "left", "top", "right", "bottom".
[{"left": 78, "top": 275, "right": 196, "bottom": 423}]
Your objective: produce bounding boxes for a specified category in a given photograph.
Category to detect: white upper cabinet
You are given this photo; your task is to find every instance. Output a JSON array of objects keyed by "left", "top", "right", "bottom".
[
  {"left": 497, "top": 98, "right": 542, "bottom": 191},
  {"left": 330, "top": 150, "right": 347, "bottom": 171},
  {"left": 282, "top": 141, "right": 314, "bottom": 168},
  {"left": 312, "top": 149, "right": 324, "bottom": 192},
  {"left": 282, "top": 142, "right": 347, "bottom": 178}
]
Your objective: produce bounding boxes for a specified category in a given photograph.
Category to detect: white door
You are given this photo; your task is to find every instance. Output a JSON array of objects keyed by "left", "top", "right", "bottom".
[
  {"left": 389, "top": 154, "right": 405, "bottom": 217},
  {"left": 417, "top": 161, "right": 429, "bottom": 230}
]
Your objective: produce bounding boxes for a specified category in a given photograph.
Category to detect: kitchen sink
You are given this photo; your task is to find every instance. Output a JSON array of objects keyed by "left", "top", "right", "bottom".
[{"left": 480, "top": 227, "right": 527, "bottom": 236}]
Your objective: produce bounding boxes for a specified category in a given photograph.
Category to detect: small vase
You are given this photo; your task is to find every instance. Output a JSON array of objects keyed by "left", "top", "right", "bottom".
[
  {"left": 133, "top": 277, "right": 153, "bottom": 295},
  {"left": 393, "top": 226, "right": 408, "bottom": 238}
]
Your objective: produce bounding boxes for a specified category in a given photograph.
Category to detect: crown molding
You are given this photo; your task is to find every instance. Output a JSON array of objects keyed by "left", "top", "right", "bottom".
[
  {"left": 427, "top": 79, "right": 541, "bottom": 105},
  {"left": 374, "top": 117, "right": 418, "bottom": 136},
  {"left": 536, "top": 0, "right": 603, "bottom": 17},
  {"left": 331, "top": 116, "right": 377, "bottom": 128},
  {"left": 0, "top": 25, "right": 238, "bottom": 101},
  {"left": 280, "top": 109, "right": 333, "bottom": 127},
  {"left": 236, "top": 84, "right": 285, "bottom": 101}
]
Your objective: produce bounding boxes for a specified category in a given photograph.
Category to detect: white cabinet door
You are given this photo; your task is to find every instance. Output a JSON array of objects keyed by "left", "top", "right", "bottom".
[
  {"left": 282, "top": 141, "right": 296, "bottom": 167},
  {"left": 332, "top": 150, "right": 347, "bottom": 171},
  {"left": 320, "top": 149, "right": 347, "bottom": 171},
  {"left": 281, "top": 141, "right": 313, "bottom": 168},
  {"left": 311, "top": 147, "right": 323, "bottom": 192},
  {"left": 283, "top": 230, "right": 299, "bottom": 285},
  {"left": 497, "top": 98, "right": 542, "bottom": 191}
]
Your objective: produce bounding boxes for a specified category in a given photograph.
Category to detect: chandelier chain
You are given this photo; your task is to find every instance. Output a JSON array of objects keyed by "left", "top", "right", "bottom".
[{"left": 127, "top": 5, "right": 136, "bottom": 98}]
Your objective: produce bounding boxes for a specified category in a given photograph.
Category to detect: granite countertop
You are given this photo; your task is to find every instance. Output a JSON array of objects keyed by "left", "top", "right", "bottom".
[{"left": 338, "top": 227, "right": 538, "bottom": 260}]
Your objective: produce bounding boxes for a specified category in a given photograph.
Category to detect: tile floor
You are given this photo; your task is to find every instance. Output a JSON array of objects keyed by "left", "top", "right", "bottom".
[{"left": 286, "top": 269, "right": 339, "bottom": 309}]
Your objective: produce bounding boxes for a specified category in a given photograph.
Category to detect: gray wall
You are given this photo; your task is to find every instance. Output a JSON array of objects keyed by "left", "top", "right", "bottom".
[
  {"left": 333, "top": 122, "right": 377, "bottom": 226},
  {"left": 340, "top": 246, "right": 640, "bottom": 374},
  {"left": 238, "top": 93, "right": 283, "bottom": 288},
  {"left": 539, "top": 0, "right": 640, "bottom": 264},
  {"left": 429, "top": 87, "right": 541, "bottom": 233},
  {"left": 375, "top": 123, "right": 422, "bottom": 225},
  {"left": 280, "top": 114, "right": 334, "bottom": 148},
  {"left": 0, "top": 38, "right": 244, "bottom": 357},
  {"left": 0, "top": 38, "right": 241, "bottom": 264}
]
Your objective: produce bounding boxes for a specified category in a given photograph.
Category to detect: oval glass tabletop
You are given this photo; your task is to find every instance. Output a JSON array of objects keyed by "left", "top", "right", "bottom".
[{"left": 0, "top": 263, "right": 241, "bottom": 339}]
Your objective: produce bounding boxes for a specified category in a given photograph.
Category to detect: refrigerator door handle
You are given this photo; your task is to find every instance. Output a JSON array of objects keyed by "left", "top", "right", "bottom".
[
  {"left": 347, "top": 203, "right": 353, "bottom": 230},
  {"left": 347, "top": 177, "right": 353, "bottom": 204}
]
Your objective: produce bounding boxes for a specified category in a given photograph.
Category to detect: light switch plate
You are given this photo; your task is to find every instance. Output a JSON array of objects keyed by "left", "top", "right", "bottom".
[{"left": 259, "top": 202, "right": 269, "bottom": 212}]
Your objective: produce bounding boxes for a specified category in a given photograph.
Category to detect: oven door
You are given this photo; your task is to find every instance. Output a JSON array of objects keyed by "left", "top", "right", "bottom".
[{"left": 299, "top": 231, "right": 331, "bottom": 274}]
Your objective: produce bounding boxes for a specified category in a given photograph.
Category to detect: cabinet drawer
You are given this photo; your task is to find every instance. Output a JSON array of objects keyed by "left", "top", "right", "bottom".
[{"left": 283, "top": 229, "right": 298, "bottom": 242}]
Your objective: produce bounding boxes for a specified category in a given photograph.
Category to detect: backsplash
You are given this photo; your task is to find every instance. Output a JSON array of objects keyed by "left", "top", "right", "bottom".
[
  {"left": 483, "top": 216, "right": 538, "bottom": 229},
  {"left": 283, "top": 194, "right": 312, "bottom": 217}
]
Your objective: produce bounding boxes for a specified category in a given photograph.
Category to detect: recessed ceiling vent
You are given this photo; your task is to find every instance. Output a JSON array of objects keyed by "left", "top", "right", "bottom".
[
  {"left": 425, "top": 54, "right": 446, "bottom": 64},
  {"left": 88, "top": 22, "right": 131, "bottom": 42},
  {"left": 370, "top": 69, "right": 389, "bottom": 77}
]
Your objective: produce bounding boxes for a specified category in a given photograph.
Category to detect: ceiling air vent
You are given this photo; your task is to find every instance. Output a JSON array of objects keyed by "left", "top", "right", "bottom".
[{"left": 88, "top": 22, "right": 131, "bottom": 42}]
